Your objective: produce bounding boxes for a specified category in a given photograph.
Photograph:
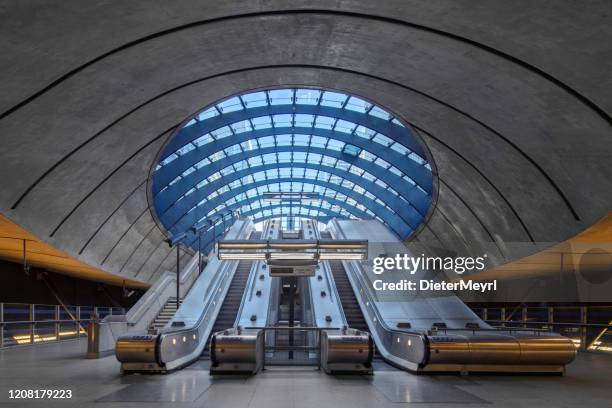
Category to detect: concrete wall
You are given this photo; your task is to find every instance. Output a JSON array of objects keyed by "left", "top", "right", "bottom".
[{"left": 0, "top": 1, "right": 610, "bottom": 284}]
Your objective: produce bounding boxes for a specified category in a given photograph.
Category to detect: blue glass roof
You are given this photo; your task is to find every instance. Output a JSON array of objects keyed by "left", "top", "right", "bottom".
[{"left": 152, "top": 88, "right": 434, "bottom": 251}]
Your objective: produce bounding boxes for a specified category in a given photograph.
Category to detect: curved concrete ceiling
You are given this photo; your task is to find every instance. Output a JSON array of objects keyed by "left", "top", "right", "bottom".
[{"left": 0, "top": 1, "right": 610, "bottom": 285}]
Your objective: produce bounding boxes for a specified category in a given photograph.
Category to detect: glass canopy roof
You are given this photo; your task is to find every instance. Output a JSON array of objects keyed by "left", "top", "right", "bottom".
[{"left": 152, "top": 88, "right": 434, "bottom": 252}]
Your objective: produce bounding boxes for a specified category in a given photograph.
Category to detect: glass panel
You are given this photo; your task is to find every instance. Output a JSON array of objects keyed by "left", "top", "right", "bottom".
[
  {"left": 369, "top": 106, "right": 392, "bottom": 120},
  {"left": 251, "top": 116, "right": 272, "bottom": 129},
  {"left": 153, "top": 87, "right": 433, "bottom": 242},
  {"left": 272, "top": 114, "right": 292, "bottom": 127},
  {"left": 294, "top": 114, "right": 314, "bottom": 127},
  {"left": 241, "top": 91, "right": 267, "bottom": 108},
  {"left": 295, "top": 89, "right": 320, "bottom": 105},
  {"left": 345, "top": 96, "right": 371, "bottom": 113},
  {"left": 320, "top": 91, "right": 348, "bottom": 108},
  {"left": 217, "top": 96, "right": 243, "bottom": 113},
  {"left": 314, "top": 116, "right": 335, "bottom": 130},
  {"left": 268, "top": 89, "right": 293, "bottom": 105},
  {"left": 197, "top": 107, "right": 218, "bottom": 121}
]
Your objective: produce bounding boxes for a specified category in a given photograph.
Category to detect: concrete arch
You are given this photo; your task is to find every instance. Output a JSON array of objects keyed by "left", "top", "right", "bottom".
[{"left": 0, "top": 2, "right": 610, "bottom": 284}]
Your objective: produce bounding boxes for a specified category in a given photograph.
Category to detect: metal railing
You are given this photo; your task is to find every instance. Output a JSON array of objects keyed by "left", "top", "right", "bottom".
[
  {"left": 470, "top": 305, "right": 612, "bottom": 352},
  {"left": 0, "top": 303, "right": 125, "bottom": 349},
  {"left": 255, "top": 326, "right": 337, "bottom": 368}
]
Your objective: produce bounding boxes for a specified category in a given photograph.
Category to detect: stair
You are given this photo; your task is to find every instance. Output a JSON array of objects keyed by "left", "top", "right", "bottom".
[
  {"left": 328, "top": 260, "right": 369, "bottom": 332},
  {"left": 148, "top": 297, "right": 182, "bottom": 334}
]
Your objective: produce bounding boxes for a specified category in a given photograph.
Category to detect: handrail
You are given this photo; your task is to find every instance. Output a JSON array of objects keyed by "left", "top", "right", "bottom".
[
  {"left": 124, "top": 273, "right": 174, "bottom": 324},
  {"left": 314, "top": 223, "right": 341, "bottom": 309},
  {"left": 203, "top": 217, "right": 252, "bottom": 304},
  {"left": 1, "top": 319, "right": 97, "bottom": 325},
  {"left": 155, "top": 260, "right": 237, "bottom": 369},
  {"left": 343, "top": 258, "right": 424, "bottom": 338},
  {"left": 328, "top": 219, "right": 430, "bottom": 370},
  {"left": 329, "top": 219, "right": 420, "bottom": 338},
  {"left": 328, "top": 219, "right": 581, "bottom": 372},
  {"left": 0, "top": 303, "right": 125, "bottom": 349},
  {"left": 304, "top": 220, "right": 346, "bottom": 328},
  {"left": 164, "top": 257, "right": 237, "bottom": 333},
  {"left": 155, "top": 218, "right": 254, "bottom": 370},
  {"left": 235, "top": 222, "right": 272, "bottom": 323},
  {"left": 124, "top": 253, "right": 199, "bottom": 325}
]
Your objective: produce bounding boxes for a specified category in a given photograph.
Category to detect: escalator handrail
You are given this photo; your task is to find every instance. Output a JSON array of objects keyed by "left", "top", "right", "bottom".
[
  {"left": 234, "top": 222, "right": 273, "bottom": 326},
  {"left": 329, "top": 219, "right": 435, "bottom": 338},
  {"left": 315, "top": 222, "right": 347, "bottom": 326},
  {"left": 329, "top": 219, "right": 430, "bottom": 369},
  {"left": 164, "top": 217, "right": 252, "bottom": 333},
  {"left": 155, "top": 219, "right": 253, "bottom": 368}
]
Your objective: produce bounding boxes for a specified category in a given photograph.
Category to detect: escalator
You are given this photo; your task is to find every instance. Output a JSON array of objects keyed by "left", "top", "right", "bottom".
[
  {"left": 321, "top": 229, "right": 368, "bottom": 331},
  {"left": 115, "top": 218, "right": 257, "bottom": 373},
  {"left": 327, "top": 218, "right": 577, "bottom": 374},
  {"left": 201, "top": 259, "right": 253, "bottom": 358},
  {"left": 328, "top": 260, "right": 368, "bottom": 332},
  {"left": 202, "top": 231, "right": 262, "bottom": 358}
]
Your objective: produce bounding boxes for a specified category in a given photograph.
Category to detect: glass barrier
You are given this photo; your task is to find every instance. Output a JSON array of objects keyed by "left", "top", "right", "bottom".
[{"left": 0, "top": 303, "right": 126, "bottom": 348}]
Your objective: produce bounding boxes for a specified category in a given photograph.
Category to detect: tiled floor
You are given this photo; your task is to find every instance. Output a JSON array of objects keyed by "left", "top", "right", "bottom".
[{"left": 1, "top": 339, "right": 611, "bottom": 407}]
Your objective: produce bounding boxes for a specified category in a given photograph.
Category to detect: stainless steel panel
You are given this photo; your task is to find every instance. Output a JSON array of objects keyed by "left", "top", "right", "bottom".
[
  {"left": 322, "top": 329, "right": 372, "bottom": 365},
  {"left": 115, "top": 334, "right": 158, "bottom": 363},
  {"left": 210, "top": 328, "right": 264, "bottom": 374}
]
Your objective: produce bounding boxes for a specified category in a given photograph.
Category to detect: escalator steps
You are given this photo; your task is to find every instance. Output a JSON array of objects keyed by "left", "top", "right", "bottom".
[
  {"left": 202, "top": 259, "right": 252, "bottom": 355},
  {"left": 328, "top": 260, "right": 369, "bottom": 332}
]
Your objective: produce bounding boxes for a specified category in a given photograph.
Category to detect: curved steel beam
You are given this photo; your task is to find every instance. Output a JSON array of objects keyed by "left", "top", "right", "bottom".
[
  {"left": 169, "top": 183, "right": 407, "bottom": 238},
  {"left": 28, "top": 57, "right": 578, "bottom": 228},
  {"left": 100, "top": 206, "right": 150, "bottom": 265},
  {"left": 191, "top": 197, "right": 368, "bottom": 230},
  {"left": 166, "top": 178, "right": 412, "bottom": 238},
  {"left": 157, "top": 161, "right": 427, "bottom": 223},
  {"left": 155, "top": 144, "right": 432, "bottom": 197},
  {"left": 163, "top": 175, "right": 415, "bottom": 235},
  {"left": 438, "top": 179, "right": 506, "bottom": 259},
  {"left": 412, "top": 124, "right": 536, "bottom": 243},
  {"left": 155, "top": 125, "right": 432, "bottom": 194},
  {"left": 155, "top": 145, "right": 429, "bottom": 217},
  {"left": 49, "top": 126, "right": 175, "bottom": 237},
  {"left": 78, "top": 179, "right": 147, "bottom": 254},
  {"left": 162, "top": 104, "right": 425, "bottom": 159}
]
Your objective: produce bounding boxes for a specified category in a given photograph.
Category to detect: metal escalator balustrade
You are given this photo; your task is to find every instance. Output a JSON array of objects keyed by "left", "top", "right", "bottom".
[
  {"left": 115, "top": 218, "right": 254, "bottom": 373},
  {"left": 209, "top": 221, "right": 374, "bottom": 375},
  {"left": 202, "top": 259, "right": 253, "bottom": 356},
  {"left": 328, "top": 218, "right": 577, "bottom": 374}
]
